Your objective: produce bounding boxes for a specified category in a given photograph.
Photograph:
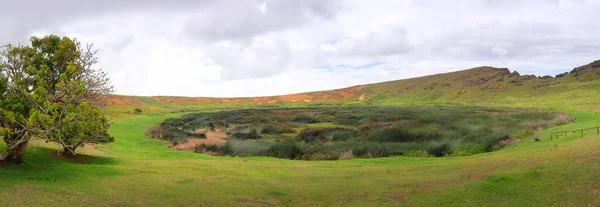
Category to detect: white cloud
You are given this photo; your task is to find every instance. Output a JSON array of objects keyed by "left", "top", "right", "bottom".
[{"left": 1, "top": 0, "right": 599, "bottom": 97}]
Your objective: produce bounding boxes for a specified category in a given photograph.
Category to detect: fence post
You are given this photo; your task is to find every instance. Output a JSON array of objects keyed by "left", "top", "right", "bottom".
[
  {"left": 581, "top": 130, "right": 584, "bottom": 138},
  {"left": 597, "top": 127, "right": 599, "bottom": 135}
]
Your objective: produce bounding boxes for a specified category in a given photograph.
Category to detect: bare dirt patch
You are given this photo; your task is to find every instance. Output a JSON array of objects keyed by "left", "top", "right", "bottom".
[
  {"left": 278, "top": 93, "right": 314, "bottom": 102},
  {"left": 104, "top": 95, "right": 145, "bottom": 106},
  {"left": 169, "top": 129, "right": 227, "bottom": 151},
  {"left": 251, "top": 97, "right": 277, "bottom": 104}
]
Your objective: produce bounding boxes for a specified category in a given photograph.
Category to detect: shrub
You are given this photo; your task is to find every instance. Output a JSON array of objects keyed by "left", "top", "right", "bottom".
[
  {"left": 331, "top": 130, "right": 358, "bottom": 141},
  {"left": 296, "top": 128, "right": 356, "bottom": 143},
  {"left": 145, "top": 124, "right": 205, "bottom": 145},
  {"left": 144, "top": 125, "right": 165, "bottom": 139},
  {"left": 229, "top": 129, "right": 261, "bottom": 140},
  {"left": 293, "top": 115, "right": 318, "bottom": 124},
  {"left": 260, "top": 124, "right": 296, "bottom": 135},
  {"left": 366, "top": 127, "right": 413, "bottom": 142},
  {"left": 265, "top": 142, "right": 304, "bottom": 159},
  {"left": 427, "top": 142, "right": 450, "bottom": 157}
]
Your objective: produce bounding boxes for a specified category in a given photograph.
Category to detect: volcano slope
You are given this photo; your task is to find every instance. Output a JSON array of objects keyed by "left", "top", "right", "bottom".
[{"left": 1, "top": 60, "right": 599, "bottom": 206}]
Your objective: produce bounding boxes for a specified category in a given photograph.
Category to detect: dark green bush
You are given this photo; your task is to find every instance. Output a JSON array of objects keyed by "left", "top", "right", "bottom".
[
  {"left": 427, "top": 142, "right": 450, "bottom": 157},
  {"left": 264, "top": 142, "right": 304, "bottom": 159},
  {"left": 229, "top": 129, "right": 261, "bottom": 140},
  {"left": 293, "top": 115, "right": 318, "bottom": 124}
]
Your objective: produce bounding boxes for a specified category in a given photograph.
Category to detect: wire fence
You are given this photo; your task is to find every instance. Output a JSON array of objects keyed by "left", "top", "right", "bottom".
[{"left": 550, "top": 126, "right": 600, "bottom": 140}]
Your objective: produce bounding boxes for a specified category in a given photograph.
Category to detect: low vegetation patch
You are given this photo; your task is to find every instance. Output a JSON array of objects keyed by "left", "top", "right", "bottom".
[{"left": 147, "top": 106, "right": 573, "bottom": 160}]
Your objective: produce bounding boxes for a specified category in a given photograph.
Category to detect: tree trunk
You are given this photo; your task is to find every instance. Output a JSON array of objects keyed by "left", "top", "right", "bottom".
[
  {"left": 1, "top": 131, "right": 30, "bottom": 165},
  {"left": 1, "top": 140, "right": 29, "bottom": 165},
  {"left": 62, "top": 146, "right": 78, "bottom": 157}
]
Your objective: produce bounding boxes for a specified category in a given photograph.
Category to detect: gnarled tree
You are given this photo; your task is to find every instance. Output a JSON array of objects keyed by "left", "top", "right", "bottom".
[{"left": 0, "top": 35, "right": 114, "bottom": 164}]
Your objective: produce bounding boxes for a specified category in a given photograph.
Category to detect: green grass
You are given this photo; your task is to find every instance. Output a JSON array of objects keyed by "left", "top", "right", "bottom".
[
  {"left": 306, "top": 122, "right": 357, "bottom": 129},
  {"left": 1, "top": 63, "right": 599, "bottom": 206},
  {"left": 1, "top": 109, "right": 598, "bottom": 206}
]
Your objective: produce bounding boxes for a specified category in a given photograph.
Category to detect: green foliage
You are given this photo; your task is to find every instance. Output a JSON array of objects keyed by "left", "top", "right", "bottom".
[
  {"left": 134, "top": 108, "right": 142, "bottom": 114},
  {"left": 0, "top": 35, "right": 113, "bottom": 159}
]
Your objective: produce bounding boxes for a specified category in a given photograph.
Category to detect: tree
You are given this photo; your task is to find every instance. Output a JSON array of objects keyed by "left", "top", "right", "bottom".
[
  {"left": 134, "top": 108, "right": 142, "bottom": 114},
  {"left": 0, "top": 35, "right": 114, "bottom": 163}
]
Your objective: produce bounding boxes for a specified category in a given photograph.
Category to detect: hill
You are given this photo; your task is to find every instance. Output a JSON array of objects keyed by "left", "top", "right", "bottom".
[{"left": 107, "top": 60, "right": 600, "bottom": 113}]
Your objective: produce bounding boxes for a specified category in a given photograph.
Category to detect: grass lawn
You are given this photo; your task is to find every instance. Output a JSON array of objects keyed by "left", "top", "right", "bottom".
[{"left": 1, "top": 110, "right": 599, "bottom": 206}]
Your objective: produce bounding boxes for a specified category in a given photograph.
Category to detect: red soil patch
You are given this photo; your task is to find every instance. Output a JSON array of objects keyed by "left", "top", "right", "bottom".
[
  {"left": 105, "top": 96, "right": 127, "bottom": 105},
  {"left": 278, "top": 93, "right": 314, "bottom": 102},
  {"left": 338, "top": 85, "right": 366, "bottom": 99},
  {"left": 315, "top": 85, "right": 366, "bottom": 100},
  {"left": 219, "top": 98, "right": 245, "bottom": 103},
  {"left": 106, "top": 83, "right": 368, "bottom": 107},
  {"left": 251, "top": 97, "right": 277, "bottom": 104},
  {"left": 103, "top": 95, "right": 148, "bottom": 106}
]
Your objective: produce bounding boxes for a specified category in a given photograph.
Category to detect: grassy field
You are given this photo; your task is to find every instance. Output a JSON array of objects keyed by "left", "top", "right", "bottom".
[
  {"left": 1, "top": 62, "right": 599, "bottom": 206},
  {"left": 1, "top": 108, "right": 598, "bottom": 206}
]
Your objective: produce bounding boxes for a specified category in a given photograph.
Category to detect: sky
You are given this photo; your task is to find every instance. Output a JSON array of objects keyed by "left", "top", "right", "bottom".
[{"left": 1, "top": 0, "right": 599, "bottom": 97}]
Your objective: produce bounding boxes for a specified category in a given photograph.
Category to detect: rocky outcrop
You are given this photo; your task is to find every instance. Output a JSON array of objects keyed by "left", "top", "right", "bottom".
[{"left": 570, "top": 60, "right": 600, "bottom": 73}]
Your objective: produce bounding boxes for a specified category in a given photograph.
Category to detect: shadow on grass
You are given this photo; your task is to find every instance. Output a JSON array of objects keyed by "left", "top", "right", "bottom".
[
  {"left": 45, "top": 149, "right": 119, "bottom": 165},
  {"left": 0, "top": 147, "right": 122, "bottom": 183}
]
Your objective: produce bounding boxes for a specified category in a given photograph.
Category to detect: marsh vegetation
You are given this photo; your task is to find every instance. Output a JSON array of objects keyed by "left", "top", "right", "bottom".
[{"left": 146, "top": 106, "right": 572, "bottom": 160}]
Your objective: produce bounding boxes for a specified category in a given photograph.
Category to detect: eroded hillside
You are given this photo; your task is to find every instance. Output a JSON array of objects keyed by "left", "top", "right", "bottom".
[{"left": 106, "top": 60, "right": 600, "bottom": 113}]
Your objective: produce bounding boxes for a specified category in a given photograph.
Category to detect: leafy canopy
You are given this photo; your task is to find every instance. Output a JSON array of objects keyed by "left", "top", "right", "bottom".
[{"left": 0, "top": 35, "right": 114, "bottom": 157}]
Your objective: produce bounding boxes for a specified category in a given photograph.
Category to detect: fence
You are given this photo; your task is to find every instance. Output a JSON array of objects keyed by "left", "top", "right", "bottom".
[{"left": 550, "top": 126, "right": 600, "bottom": 140}]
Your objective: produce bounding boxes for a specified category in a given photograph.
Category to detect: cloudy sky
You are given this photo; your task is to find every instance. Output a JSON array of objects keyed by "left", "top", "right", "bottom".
[{"left": 1, "top": 0, "right": 599, "bottom": 97}]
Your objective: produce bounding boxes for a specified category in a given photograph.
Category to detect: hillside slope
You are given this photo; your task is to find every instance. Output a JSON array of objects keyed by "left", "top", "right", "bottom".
[{"left": 107, "top": 60, "right": 600, "bottom": 113}]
